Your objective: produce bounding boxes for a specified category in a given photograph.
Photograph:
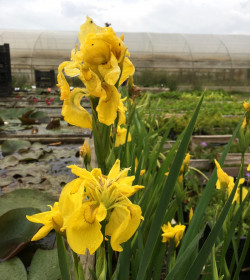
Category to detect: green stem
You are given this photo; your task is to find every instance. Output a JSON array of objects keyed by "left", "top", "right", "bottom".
[
  {"left": 56, "top": 232, "right": 71, "bottom": 280},
  {"left": 188, "top": 166, "right": 209, "bottom": 181}
]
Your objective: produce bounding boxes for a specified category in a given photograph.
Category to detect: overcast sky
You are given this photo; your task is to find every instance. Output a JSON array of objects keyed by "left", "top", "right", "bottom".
[{"left": 1, "top": 0, "right": 250, "bottom": 34}]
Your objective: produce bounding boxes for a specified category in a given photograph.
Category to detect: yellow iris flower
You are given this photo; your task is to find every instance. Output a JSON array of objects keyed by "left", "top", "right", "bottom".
[
  {"left": 57, "top": 16, "right": 135, "bottom": 127},
  {"left": 214, "top": 159, "right": 248, "bottom": 203},
  {"left": 65, "top": 159, "right": 144, "bottom": 254},
  {"left": 27, "top": 160, "right": 144, "bottom": 255},
  {"left": 161, "top": 222, "right": 186, "bottom": 247}
]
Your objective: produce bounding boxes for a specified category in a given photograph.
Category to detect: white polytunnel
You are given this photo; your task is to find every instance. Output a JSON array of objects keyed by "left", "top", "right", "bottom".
[{"left": 1, "top": 29, "right": 250, "bottom": 89}]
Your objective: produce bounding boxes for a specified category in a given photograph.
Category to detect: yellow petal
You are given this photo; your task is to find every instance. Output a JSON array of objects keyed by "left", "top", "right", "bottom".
[
  {"left": 243, "top": 101, "right": 250, "bottom": 112},
  {"left": 96, "top": 203, "right": 107, "bottom": 222},
  {"left": 82, "top": 33, "right": 111, "bottom": 65},
  {"left": 114, "top": 126, "right": 131, "bottom": 147},
  {"left": 214, "top": 159, "right": 230, "bottom": 186},
  {"left": 108, "top": 159, "right": 121, "bottom": 180},
  {"left": 118, "top": 57, "right": 135, "bottom": 86},
  {"left": 113, "top": 183, "right": 144, "bottom": 197},
  {"left": 79, "top": 16, "right": 104, "bottom": 45},
  {"left": 57, "top": 62, "right": 71, "bottom": 100},
  {"left": 189, "top": 208, "right": 194, "bottom": 223},
  {"left": 62, "top": 88, "right": 92, "bottom": 129},
  {"left": 59, "top": 178, "right": 85, "bottom": 226},
  {"left": 64, "top": 61, "right": 81, "bottom": 77},
  {"left": 105, "top": 204, "right": 141, "bottom": 252},
  {"left": 79, "top": 66, "right": 105, "bottom": 98},
  {"left": 96, "top": 84, "right": 120, "bottom": 126},
  {"left": 117, "top": 96, "right": 127, "bottom": 125},
  {"left": 31, "top": 225, "right": 54, "bottom": 241},
  {"left": 98, "top": 53, "right": 121, "bottom": 85},
  {"left": 26, "top": 211, "right": 52, "bottom": 225},
  {"left": 66, "top": 203, "right": 103, "bottom": 255},
  {"left": 238, "top": 178, "right": 245, "bottom": 187}
]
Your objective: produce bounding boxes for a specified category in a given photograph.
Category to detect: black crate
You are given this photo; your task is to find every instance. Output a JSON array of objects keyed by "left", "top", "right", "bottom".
[
  {"left": 0, "top": 44, "right": 12, "bottom": 97},
  {"left": 35, "top": 70, "right": 55, "bottom": 88}
]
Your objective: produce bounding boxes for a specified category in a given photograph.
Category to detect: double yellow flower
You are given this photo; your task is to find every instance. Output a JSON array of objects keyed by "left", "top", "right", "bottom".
[
  {"left": 57, "top": 16, "right": 135, "bottom": 128},
  {"left": 27, "top": 160, "right": 144, "bottom": 254}
]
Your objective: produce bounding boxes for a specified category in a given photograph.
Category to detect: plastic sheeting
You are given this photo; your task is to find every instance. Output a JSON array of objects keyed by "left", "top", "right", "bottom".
[{"left": 1, "top": 29, "right": 250, "bottom": 70}]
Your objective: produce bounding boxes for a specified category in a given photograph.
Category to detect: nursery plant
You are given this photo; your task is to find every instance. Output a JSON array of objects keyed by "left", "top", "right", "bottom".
[{"left": 1, "top": 16, "right": 249, "bottom": 280}]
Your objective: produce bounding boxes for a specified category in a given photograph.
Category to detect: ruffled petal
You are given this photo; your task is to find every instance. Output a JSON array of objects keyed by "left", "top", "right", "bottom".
[
  {"left": 57, "top": 62, "right": 71, "bottom": 100},
  {"left": 105, "top": 204, "right": 142, "bottom": 252},
  {"left": 118, "top": 57, "right": 135, "bottom": 86},
  {"left": 96, "top": 84, "right": 120, "bottom": 126},
  {"left": 98, "top": 53, "right": 121, "bottom": 85},
  {"left": 79, "top": 16, "right": 104, "bottom": 45},
  {"left": 79, "top": 66, "right": 105, "bottom": 98},
  {"left": 82, "top": 33, "right": 111, "bottom": 65},
  {"left": 62, "top": 88, "right": 92, "bottom": 129}
]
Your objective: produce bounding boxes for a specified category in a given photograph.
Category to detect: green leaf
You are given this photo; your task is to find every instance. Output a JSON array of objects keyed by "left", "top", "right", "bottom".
[
  {"left": 211, "top": 245, "right": 219, "bottom": 280},
  {"left": 136, "top": 94, "right": 204, "bottom": 280},
  {"left": 29, "top": 111, "right": 48, "bottom": 120},
  {"left": 0, "top": 189, "right": 56, "bottom": 216},
  {"left": 96, "top": 246, "right": 107, "bottom": 280},
  {"left": 1, "top": 140, "right": 31, "bottom": 156},
  {"left": 29, "top": 249, "right": 61, "bottom": 280},
  {"left": 0, "top": 257, "right": 27, "bottom": 280},
  {"left": 178, "top": 118, "right": 242, "bottom": 257},
  {"left": 165, "top": 233, "right": 201, "bottom": 280},
  {"left": 232, "top": 230, "right": 250, "bottom": 280},
  {"left": 183, "top": 171, "right": 242, "bottom": 280},
  {"left": 0, "top": 207, "right": 40, "bottom": 261}
]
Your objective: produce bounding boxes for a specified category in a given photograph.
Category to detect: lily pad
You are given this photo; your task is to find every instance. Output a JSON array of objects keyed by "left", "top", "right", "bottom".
[
  {"left": 0, "top": 257, "right": 27, "bottom": 280},
  {"left": 29, "top": 111, "right": 49, "bottom": 120},
  {"left": 0, "top": 154, "right": 20, "bottom": 169},
  {"left": 0, "top": 107, "right": 33, "bottom": 120},
  {"left": 29, "top": 249, "right": 61, "bottom": 280},
  {"left": 0, "top": 189, "right": 57, "bottom": 217},
  {"left": 4, "top": 163, "right": 51, "bottom": 179},
  {"left": 1, "top": 140, "right": 31, "bottom": 156},
  {"left": 0, "top": 207, "right": 41, "bottom": 261},
  {"left": 0, "top": 177, "right": 13, "bottom": 187}
]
